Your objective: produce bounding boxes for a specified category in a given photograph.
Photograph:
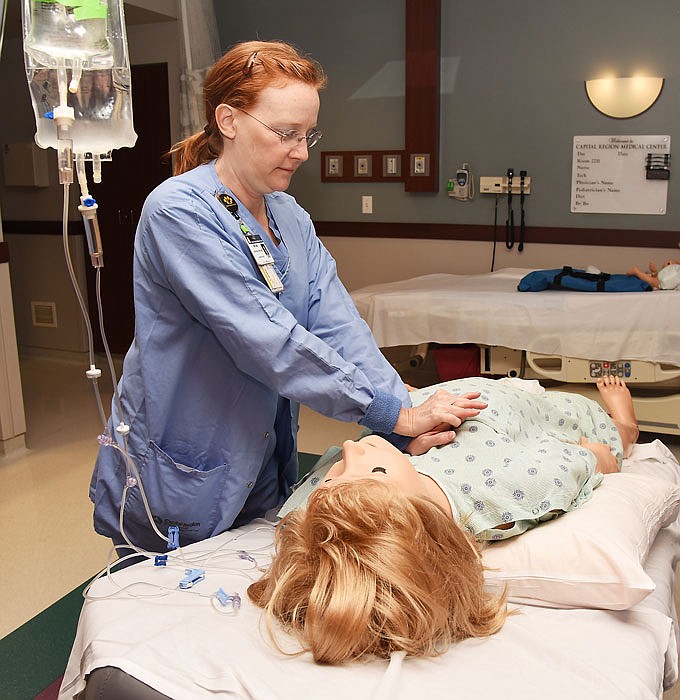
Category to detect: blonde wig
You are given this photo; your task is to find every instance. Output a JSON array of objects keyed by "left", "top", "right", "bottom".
[
  {"left": 168, "top": 40, "right": 327, "bottom": 175},
  {"left": 247, "top": 480, "right": 508, "bottom": 664}
]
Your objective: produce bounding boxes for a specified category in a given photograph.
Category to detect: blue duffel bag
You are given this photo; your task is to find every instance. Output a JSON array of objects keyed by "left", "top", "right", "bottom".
[{"left": 518, "top": 266, "right": 652, "bottom": 292}]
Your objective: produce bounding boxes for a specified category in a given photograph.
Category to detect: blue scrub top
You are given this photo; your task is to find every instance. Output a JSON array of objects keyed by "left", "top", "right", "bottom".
[{"left": 90, "top": 162, "right": 410, "bottom": 551}]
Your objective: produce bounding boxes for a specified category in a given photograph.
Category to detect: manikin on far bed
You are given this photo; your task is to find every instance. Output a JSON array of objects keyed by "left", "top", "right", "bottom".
[
  {"left": 248, "top": 376, "right": 639, "bottom": 664},
  {"left": 628, "top": 259, "right": 680, "bottom": 290}
]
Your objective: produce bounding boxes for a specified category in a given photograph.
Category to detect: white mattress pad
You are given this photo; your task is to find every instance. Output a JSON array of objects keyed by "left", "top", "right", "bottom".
[
  {"left": 350, "top": 268, "right": 680, "bottom": 364},
  {"left": 59, "top": 442, "right": 680, "bottom": 700}
]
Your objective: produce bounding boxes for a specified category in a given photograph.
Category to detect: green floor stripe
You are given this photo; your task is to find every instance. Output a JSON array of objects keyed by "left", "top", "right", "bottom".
[
  {"left": 0, "top": 582, "right": 87, "bottom": 700},
  {"left": 298, "top": 450, "right": 321, "bottom": 479},
  {"left": 1, "top": 452, "right": 322, "bottom": 700}
]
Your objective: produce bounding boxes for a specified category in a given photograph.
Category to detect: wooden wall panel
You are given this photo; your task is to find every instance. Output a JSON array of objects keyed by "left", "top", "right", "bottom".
[{"left": 404, "top": 0, "right": 440, "bottom": 192}]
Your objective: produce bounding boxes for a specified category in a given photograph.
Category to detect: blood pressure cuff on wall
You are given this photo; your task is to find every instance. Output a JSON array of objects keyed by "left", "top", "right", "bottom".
[{"left": 518, "top": 266, "right": 652, "bottom": 293}]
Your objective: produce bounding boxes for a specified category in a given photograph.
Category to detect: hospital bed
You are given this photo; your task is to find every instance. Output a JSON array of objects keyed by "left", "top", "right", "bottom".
[
  {"left": 350, "top": 268, "right": 680, "bottom": 435},
  {"left": 59, "top": 440, "right": 680, "bottom": 700}
]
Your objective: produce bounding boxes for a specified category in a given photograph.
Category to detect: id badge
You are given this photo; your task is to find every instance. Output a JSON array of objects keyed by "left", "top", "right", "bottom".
[
  {"left": 245, "top": 233, "right": 284, "bottom": 293},
  {"left": 245, "top": 233, "right": 275, "bottom": 266}
]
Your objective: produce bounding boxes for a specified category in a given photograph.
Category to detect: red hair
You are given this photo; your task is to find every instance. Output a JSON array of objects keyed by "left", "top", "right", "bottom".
[{"left": 168, "top": 40, "right": 327, "bottom": 175}]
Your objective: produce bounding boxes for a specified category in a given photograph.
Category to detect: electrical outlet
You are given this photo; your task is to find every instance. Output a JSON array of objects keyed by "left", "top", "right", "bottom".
[
  {"left": 362, "top": 195, "right": 373, "bottom": 214},
  {"left": 411, "top": 153, "right": 430, "bottom": 176},
  {"left": 325, "top": 155, "right": 342, "bottom": 177},
  {"left": 479, "top": 175, "right": 532, "bottom": 194},
  {"left": 354, "top": 155, "right": 372, "bottom": 177},
  {"left": 409, "top": 153, "right": 430, "bottom": 176}
]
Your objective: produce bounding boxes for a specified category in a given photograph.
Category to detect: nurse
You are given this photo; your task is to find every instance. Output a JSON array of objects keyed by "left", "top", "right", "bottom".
[{"left": 89, "top": 40, "right": 484, "bottom": 553}]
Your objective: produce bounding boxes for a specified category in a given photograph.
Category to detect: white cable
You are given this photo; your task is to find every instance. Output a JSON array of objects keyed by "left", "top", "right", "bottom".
[{"left": 81, "top": 527, "right": 275, "bottom": 610}]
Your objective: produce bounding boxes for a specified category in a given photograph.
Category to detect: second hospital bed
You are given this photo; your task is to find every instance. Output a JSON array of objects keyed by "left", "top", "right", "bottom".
[{"left": 350, "top": 267, "right": 680, "bottom": 435}]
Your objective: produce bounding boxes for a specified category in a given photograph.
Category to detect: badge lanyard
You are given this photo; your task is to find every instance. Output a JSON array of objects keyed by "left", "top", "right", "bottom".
[{"left": 216, "top": 192, "right": 284, "bottom": 294}]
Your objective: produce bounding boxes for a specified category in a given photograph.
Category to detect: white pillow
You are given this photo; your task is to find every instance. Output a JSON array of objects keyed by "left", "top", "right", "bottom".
[{"left": 483, "top": 472, "right": 680, "bottom": 610}]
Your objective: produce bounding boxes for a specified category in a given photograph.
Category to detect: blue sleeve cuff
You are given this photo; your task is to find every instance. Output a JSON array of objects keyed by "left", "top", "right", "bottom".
[{"left": 359, "top": 390, "right": 402, "bottom": 435}]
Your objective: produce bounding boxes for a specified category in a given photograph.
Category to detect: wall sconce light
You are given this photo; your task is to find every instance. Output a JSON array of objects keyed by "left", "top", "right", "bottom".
[{"left": 585, "top": 76, "right": 664, "bottom": 118}]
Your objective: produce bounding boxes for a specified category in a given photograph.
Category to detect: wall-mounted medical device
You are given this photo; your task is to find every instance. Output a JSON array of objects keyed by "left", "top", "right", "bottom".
[
  {"left": 447, "top": 162, "right": 474, "bottom": 200},
  {"left": 480, "top": 169, "right": 532, "bottom": 254},
  {"left": 479, "top": 174, "right": 533, "bottom": 194}
]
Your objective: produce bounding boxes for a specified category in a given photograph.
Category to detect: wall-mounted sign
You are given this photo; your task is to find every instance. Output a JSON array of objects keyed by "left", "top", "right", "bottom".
[{"left": 571, "top": 135, "right": 670, "bottom": 214}]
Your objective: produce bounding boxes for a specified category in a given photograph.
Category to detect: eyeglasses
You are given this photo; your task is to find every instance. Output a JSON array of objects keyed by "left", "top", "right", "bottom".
[{"left": 239, "top": 108, "right": 323, "bottom": 149}]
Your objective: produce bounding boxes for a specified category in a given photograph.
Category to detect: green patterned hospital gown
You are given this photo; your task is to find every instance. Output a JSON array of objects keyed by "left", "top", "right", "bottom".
[{"left": 409, "top": 377, "right": 621, "bottom": 540}]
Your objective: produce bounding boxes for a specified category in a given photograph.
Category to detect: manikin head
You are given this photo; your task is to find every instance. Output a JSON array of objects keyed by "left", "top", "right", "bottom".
[
  {"left": 248, "top": 445, "right": 508, "bottom": 664},
  {"left": 325, "top": 435, "right": 431, "bottom": 490}
]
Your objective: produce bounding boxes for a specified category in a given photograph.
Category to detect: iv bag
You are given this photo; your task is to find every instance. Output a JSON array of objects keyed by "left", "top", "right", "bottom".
[
  {"left": 24, "top": 0, "right": 111, "bottom": 67},
  {"left": 22, "top": 0, "right": 137, "bottom": 156}
]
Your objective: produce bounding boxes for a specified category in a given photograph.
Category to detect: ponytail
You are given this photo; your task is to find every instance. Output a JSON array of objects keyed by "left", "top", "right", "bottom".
[{"left": 167, "top": 127, "right": 221, "bottom": 176}]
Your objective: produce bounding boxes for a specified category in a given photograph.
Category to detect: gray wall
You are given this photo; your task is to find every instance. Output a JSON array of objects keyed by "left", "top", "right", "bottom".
[{"left": 216, "top": 0, "right": 680, "bottom": 230}]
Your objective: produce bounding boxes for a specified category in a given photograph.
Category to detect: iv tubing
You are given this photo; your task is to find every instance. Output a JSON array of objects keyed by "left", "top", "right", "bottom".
[
  {"left": 63, "top": 174, "right": 167, "bottom": 551},
  {"left": 116, "top": 440, "right": 170, "bottom": 548},
  {"left": 61, "top": 183, "right": 108, "bottom": 427},
  {"left": 95, "top": 269, "right": 125, "bottom": 421}
]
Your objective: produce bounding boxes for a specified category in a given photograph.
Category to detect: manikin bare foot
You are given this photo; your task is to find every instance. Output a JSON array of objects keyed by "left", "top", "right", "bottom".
[{"left": 596, "top": 375, "right": 639, "bottom": 456}]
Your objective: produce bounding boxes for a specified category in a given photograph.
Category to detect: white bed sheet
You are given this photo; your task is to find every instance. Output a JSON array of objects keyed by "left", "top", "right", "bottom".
[
  {"left": 350, "top": 268, "right": 680, "bottom": 364},
  {"left": 59, "top": 442, "right": 680, "bottom": 700}
]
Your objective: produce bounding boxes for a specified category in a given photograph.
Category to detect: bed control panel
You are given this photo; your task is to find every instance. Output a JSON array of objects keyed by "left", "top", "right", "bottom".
[
  {"left": 589, "top": 361, "right": 632, "bottom": 378},
  {"left": 484, "top": 346, "right": 680, "bottom": 385}
]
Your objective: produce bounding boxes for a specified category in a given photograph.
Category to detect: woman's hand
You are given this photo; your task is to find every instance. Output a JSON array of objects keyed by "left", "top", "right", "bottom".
[
  {"left": 394, "top": 390, "right": 487, "bottom": 438},
  {"left": 579, "top": 437, "right": 619, "bottom": 474},
  {"left": 405, "top": 424, "right": 456, "bottom": 455}
]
